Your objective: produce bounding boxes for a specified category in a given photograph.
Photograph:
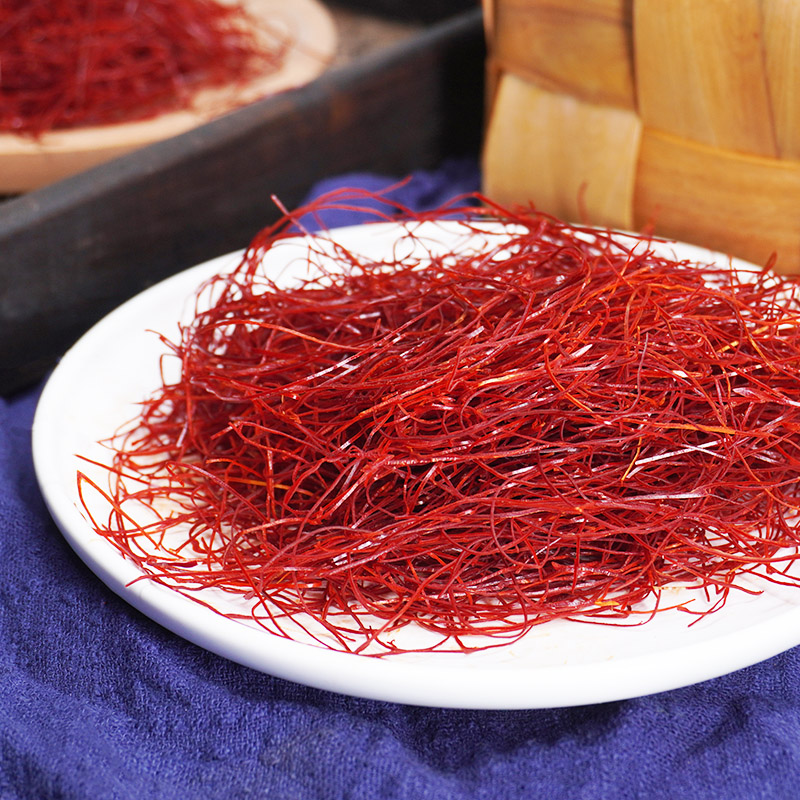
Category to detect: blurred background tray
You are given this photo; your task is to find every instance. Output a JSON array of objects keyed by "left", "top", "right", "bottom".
[
  {"left": 0, "top": 2, "right": 484, "bottom": 395},
  {"left": 0, "top": 0, "right": 339, "bottom": 194}
]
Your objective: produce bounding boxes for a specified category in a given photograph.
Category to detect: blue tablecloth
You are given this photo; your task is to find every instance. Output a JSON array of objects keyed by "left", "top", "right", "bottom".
[{"left": 3, "top": 160, "right": 800, "bottom": 800}]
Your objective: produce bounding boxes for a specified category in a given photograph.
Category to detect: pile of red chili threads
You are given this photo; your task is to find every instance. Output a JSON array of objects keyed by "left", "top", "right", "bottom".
[
  {"left": 0, "top": 0, "right": 286, "bottom": 135},
  {"left": 77, "top": 191, "right": 800, "bottom": 655}
]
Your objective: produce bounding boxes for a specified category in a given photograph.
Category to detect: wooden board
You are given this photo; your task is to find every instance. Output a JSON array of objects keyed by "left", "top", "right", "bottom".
[{"left": 0, "top": 8, "right": 485, "bottom": 395}]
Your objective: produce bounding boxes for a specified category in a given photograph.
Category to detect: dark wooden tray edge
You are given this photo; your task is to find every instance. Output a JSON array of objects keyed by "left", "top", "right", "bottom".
[{"left": 1, "top": 9, "right": 484, "bottom": 395}]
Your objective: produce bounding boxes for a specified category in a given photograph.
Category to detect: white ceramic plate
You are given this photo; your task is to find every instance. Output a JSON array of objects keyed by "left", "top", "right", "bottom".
[
  {"left": 32, "top": 221, "right": 800, "bottom": 708},
  {"left": 0, "top": 0, "right": 336, "bottom": 192}
]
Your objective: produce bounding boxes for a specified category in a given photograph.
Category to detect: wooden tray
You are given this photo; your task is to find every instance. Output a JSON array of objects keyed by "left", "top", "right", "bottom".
[{"left": 0, "top": 5, "right": 484, "bottom": 394}]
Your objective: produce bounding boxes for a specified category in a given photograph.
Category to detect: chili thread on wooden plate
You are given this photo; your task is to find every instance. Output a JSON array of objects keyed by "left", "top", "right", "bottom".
[
  {"left": 0, "top": 0, "right": 288, "bottom": 135},
  {"left": 77, "top": 191, "right": 800, "bottom": 655}
]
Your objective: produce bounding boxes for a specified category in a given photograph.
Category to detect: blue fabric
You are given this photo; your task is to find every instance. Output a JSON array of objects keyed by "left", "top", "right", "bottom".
[{"left": 3, "top": 159, "right": 800, "bottom": 799}]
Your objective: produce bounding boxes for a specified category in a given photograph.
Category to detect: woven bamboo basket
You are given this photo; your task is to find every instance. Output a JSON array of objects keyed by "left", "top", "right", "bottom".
[{"left": 481, "top": 0, "right": 800, "bottom": 273}]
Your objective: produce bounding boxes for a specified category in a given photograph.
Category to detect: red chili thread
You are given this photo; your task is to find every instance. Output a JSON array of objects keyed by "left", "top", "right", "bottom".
[
  {"left": 78, "top": 191, "right": 800, "bottom": 654},
  {"left": 0, "top": 0, "right": 287, "bottom": 135}
]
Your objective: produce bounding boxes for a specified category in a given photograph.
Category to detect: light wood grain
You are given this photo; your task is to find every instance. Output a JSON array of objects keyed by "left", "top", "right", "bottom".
[
  {"left": 762, "top": 0, "right": 800, "bottom": 158},
  {"left": 492, "top": 0, "right": 634, "bottom": 107},
  {"left": 493, "top": 0, "right": 628, "bottom": 21},
  {"left": 483, "top": 73, "right": 641, "bottom": 228},
  {"left": 634, "top": 0, "right": 777, "bottom": 156},
  {"left": 634, "top": 128, "right": 800, "bottom": 272}
]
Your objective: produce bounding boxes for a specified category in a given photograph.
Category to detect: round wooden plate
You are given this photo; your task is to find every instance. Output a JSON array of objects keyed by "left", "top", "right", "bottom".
[{"left": 0, "top": 0, "right": 337, "bottom": 193}]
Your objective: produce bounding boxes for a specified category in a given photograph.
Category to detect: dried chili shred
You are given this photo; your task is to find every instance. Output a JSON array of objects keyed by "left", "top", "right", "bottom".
[
  {"left": 0, "top": 0, "right": 286, "bottom": 135},
  {"left": 78, "top": 192, "right": 800, "bottom": 654}
]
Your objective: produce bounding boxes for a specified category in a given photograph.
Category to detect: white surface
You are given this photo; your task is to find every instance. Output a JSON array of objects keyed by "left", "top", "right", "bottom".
[{"left": 32, "top": 221, "right": 800, "bottom": 708}]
